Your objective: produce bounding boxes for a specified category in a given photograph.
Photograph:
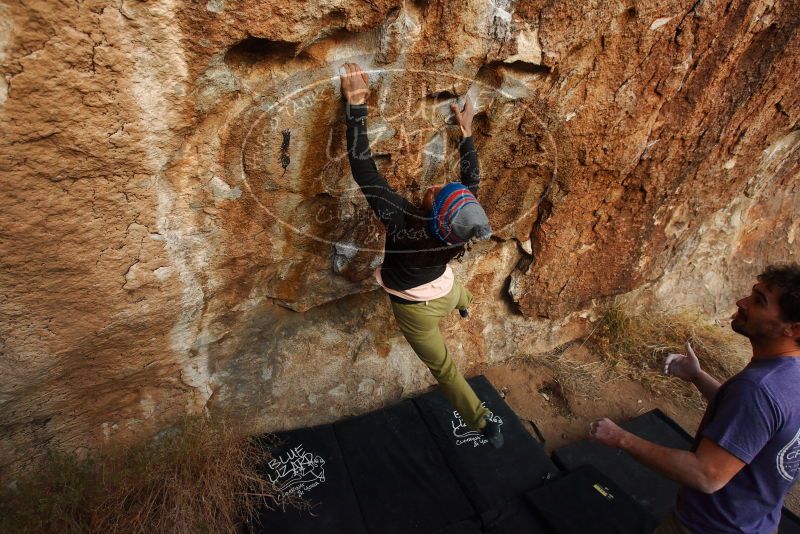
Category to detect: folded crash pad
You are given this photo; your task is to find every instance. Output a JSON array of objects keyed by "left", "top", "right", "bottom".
[
  {"left": 551, "top": 409, "right": 800, "bottom": 533},
  {"left": 430, "top": 519, "right": 483, "bottom": 533},
  {"left": 334, "top": 399, "right": 475, "bottom": 534},
  {"left": 551, "top": 409, "right": 690, "bottom": 521},
  {"left": 414, "top": 375, "right": 560, "bottom": 518},
  {"left": 250, "top": 424, "right": 367, "bottom": 534},
  {"left": 781, "top": 511, "right": 800, "bottom": 534},
  {"left": 526, "top": 465, "right": 658, "bottom": 534},
  {"left": 480, "top": 497, "right": 552, "bottom": 534}
]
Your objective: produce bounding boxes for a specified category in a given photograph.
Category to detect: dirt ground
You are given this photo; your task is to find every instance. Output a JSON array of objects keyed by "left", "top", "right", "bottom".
[{"left": 477, "top": 345, "right": 800, "bottom": 515}]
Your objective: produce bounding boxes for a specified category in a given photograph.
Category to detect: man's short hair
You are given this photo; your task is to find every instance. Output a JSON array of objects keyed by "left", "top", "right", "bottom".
[{"left": 758, "top": 264, "right": 800, "bottom": 323}]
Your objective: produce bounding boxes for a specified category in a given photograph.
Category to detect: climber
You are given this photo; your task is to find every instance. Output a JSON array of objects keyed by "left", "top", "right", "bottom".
[
  {"left": 589, "top": 264, "right": 800, "bottom": 534},
  {"left": 339, "top": 62, "right": 502, "bottom": 448}
]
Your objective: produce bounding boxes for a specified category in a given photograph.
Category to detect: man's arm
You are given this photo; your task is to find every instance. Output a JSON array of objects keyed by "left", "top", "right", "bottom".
[
  {"left": 451, "top": 98, "right": 480, "bottom": 194},
  {"left": 591, "top": 420, "right": 745, "bottom": 494},
  {"left": 591, "top": 378, "right": 778, "bottom": 495},
  {"left": 664, "top": 341, "right": 721, "bottom": 402},
  {"left": 692, "top": 371, "right": 722, "bottom": 402},
  {"left": 341, "top": 63, "right": 407, "bottom": 231}
]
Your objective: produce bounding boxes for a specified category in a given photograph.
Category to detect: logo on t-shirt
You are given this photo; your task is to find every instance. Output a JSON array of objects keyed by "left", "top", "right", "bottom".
[
  {"left": 450, "top": 403, "right": 503, "bottom": 448},
  {"left": 267, "top": 444, "right": 327, "bottom": 496},
  {"left": 777, "top": 427, "right": 800, "bottom": 482}
]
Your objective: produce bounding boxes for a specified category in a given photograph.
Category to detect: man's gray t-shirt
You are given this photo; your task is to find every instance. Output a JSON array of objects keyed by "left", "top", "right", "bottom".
[{"left": 677, "top": 357, "right": 800, "bottom": 533}]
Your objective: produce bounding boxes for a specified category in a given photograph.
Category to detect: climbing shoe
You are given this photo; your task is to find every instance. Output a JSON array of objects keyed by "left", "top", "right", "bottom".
[
  {"left": 459, "top": 307, "right": 469, "bottom": 319},
  {"left": 482, "top": 417, "right": 504, "bottom": 449}
]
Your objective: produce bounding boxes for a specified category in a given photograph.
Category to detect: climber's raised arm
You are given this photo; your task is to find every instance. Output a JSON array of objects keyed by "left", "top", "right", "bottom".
[
  {"left": 341, "top": 62, "right": 407, "bottom": 232},
  {"left": 451, "top": 98, "right": 480, "bottom": 195}
]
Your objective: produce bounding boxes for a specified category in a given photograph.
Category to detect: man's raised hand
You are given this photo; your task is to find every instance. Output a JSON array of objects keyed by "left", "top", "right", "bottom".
[
  {"left": 663, "top": 341, "right": 701, "bottom": 383},
  {"left": 450, "top": 96, "right": 476, "bottom": 138},
  {"left": 339, "top": 62, "right": 369, "bottom": 105}
]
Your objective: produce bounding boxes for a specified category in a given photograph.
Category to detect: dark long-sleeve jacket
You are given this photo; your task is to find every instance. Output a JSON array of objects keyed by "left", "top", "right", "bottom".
[{"left": 345, "top": 104, "right": 481, "bottom": 294}]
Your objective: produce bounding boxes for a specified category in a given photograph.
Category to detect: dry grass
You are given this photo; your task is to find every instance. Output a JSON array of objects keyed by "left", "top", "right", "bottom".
[
  {"left": 591, "top": 303, "right": 750, "bottom": 410},
  {"left": 533, "top": 304, "right": 750, "bottom": 411},
  {"left": 538, "top": 344, "right": 613, "bottom": 403},
  {"left": 0, "top": 414, "right": 303, "bottom": 534}
]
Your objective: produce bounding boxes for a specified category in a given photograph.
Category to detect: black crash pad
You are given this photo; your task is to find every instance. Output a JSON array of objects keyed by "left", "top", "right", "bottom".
[
  {"left": 551, "top": 409, "right": 800, "bottom": 533},
  {"left": 780, "top": 509, "right": 800, "bottom": 534},
  {"left": 334, "top": 399, "right": 475, "bottom": 534},
  {"left": 414, "top": 375, "right": 559, "bottom": 518},
  {"left": 250, "top": 424, "right": 367, "bottom": 534},
  {"left": 551, "top": 409, "right": 690, "bottom": 521},
  {"left": 430, "top": 519, "right": 483, "bottom": 533},
  {"left": 432, "top": 498, "right": 551, "bottom": 534},
  {"left": 526, "top": 465, "right": 658, "bottom": 534},
  {"left": 480, "top": 497, "right": 551, "bottom": 534}
]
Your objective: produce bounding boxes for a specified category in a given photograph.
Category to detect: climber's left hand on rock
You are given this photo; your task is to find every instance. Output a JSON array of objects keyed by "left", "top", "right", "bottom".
[{"left": 340, "top": 62, "right": 369, "bottom": 105}]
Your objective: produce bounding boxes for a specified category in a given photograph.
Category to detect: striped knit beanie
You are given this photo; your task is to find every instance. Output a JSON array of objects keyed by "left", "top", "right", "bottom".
[{"left": 430, "top": 183, "right": 492, "bottom": 245}]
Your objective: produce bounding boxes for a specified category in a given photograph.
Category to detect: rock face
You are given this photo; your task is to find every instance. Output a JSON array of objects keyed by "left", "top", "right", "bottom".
[{"left": 0, "top": 0, "right": 797, "bottom": 476}]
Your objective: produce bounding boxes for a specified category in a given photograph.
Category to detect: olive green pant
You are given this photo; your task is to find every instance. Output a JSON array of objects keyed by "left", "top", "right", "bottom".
[{"left": 391, "top": 280, "right": 489, "bottom": 430}]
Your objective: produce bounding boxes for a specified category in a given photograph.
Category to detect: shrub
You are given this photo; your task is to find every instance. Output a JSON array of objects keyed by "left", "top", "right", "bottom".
[{"left": 0, "top": 414, "right": 299, "bottom": 534}]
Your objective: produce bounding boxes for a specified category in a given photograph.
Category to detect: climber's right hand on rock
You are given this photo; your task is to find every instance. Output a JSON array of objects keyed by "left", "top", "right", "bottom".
[
  {"left": 663, "top": 341, "right": 701, "bottom": 383},
  {"left": 450, "top": 96, "right": 475, "bottom": 138},
  {"left": 339, "top": 62, "right": 369, "bottom": 105}
]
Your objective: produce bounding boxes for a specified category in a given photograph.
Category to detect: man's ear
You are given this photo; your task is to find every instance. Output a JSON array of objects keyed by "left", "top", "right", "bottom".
[{"left": 785, "top": 322, "right": 800, "bottom": 344}]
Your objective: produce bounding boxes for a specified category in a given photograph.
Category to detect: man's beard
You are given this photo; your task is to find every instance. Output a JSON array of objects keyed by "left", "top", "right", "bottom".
[
  {"left": 731, "top": 316, "right": 766, "bottom": 343},
  {"left": 731, "top": 318, "right": 749, "bottom": 336},
  {"left": 731, "top": 310, "right": 751, "bottom": 338}
]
